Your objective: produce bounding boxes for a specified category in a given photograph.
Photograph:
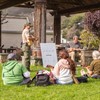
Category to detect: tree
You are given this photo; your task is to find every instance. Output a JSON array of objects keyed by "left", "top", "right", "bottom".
[
  {"left": 61, "top": 13, "right": 84, "bottom": 40},
  {"left": 84, "top": 10, "right": 100, "bottom": 37},
  {"left": 80, "top": 30, "right": 100, "bottom": 50}
]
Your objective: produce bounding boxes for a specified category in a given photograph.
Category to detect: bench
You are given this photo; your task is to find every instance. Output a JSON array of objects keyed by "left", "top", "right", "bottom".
[{"left": 0, "top": 53, "right": 8, "bottom": 63}]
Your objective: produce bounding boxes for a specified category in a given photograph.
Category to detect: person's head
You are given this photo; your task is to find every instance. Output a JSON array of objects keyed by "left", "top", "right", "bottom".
[
  {"left": 59, "top": 49, "right": 76, "bottom": 75},
  {"left": 92, "top": 50, "right": 100, "bottom": 60},
  {"left": 7, "top": 53, "right": 22, "bottom": 61},
  {"left": 23, "top": 23, "right": 32, "bottom": 30},
  {"left": 73, "top": 35, "right": 79, "bottom": 43},
  {"left": 14, "top": 48, "right": 23, "bottom": 55},
  {"left": 59, "top": 49, "right": 69, "bottom": 59}
]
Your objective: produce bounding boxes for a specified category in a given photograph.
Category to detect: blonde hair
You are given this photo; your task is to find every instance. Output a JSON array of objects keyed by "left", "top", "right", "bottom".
[{"left": 92, "top": 50, "right": 100, "bottom": 60}]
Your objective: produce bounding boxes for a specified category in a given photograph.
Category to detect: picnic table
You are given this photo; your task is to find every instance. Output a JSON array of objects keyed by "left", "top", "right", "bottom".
[{"left": 1, "top": 48, "right": 16, "bottom": 53}]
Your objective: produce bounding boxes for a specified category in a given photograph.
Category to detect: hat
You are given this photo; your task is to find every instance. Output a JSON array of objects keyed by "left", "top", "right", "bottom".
[
  {"left": 24, "top": 23, "right": 33, "bottom": 27},
  {"left": 7, "top": 53, "right": 16, "bottom": 60}
]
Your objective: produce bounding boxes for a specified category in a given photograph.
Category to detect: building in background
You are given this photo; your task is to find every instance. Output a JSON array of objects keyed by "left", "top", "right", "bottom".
[
  {"left": 1, "top": 15, "right": 66, "bottom": 48},
  {"left": 1, "top": 16, "right": 29, "bottom": 48}
]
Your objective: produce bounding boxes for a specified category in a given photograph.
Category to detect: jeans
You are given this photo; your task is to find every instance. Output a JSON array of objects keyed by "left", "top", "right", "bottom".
[
  {"left": 91, "top": 74, "right": 100, "bottom": 79},
  {"left": 56, "top": 79, "right": 73, "bottom": 85},
  {"left": 20, "top": 78, "right": 31, "bottom": 85}
]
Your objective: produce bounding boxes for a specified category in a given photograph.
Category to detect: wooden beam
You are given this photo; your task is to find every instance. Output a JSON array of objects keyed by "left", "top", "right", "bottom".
[
  {"left": 47, "top": 1, "right": 80, "bottom": 5},
  {"left": 17, "top": 5, "right": 34, "bottom": 8},
  {"left": 34, "top": 0, "right": 46, "bottom": 47},
  {"left": 0, "top": 0, "right": 31, "bottom": 10},
  {"left": 0, "top": 11, "right": 1, "bottom": 47},
  {"left": 54, "top": 13, "right": 61, "bottom": 44},
  {"left": 51, "top": 3, "right": 100, "bottom": 15},
  {"left": 17, "top": 3, "right": 59, "bottom": 10},
  {"left": 16, "top": 1, "right": 34, "bottom": 8},
  {"left": 35, "top": 0, "right": 47, "bottom": 3},
  {"left": 47, "top": 4, "right": 59, "bottom": 10},
  {"left": 16, "top": 0, "right": 81, "bottom": 10}
]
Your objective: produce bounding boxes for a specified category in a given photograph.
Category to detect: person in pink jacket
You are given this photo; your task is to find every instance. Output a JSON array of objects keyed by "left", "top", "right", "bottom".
[{"left": 47, "top": 49, "right": 76, "bottom": 84}]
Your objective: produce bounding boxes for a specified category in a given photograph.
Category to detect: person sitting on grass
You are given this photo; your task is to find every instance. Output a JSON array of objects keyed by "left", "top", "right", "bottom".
[
  {"left": 2, "top": 53, "right": 31, "bottom": 85},
  {"left": 47, "top": 49, "right": 76, "bottom": 85},
  {"left": 81, "top": 50, "right": 100, "bottom": 79}
]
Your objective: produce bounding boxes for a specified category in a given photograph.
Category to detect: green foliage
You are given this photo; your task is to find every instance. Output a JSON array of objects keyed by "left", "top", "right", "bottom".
[
  {"left": 62, "top": 28, "right": 68, "bottom": 38},
  {"left": 68, "top": 14, "right": 84, "bottom": 28},
  {"left": 61, "top": 13, "right": 84, "bottom": 39},
  {"left": 61, "top": 18, "right": 69, "bottom": 29},
  {"left": 61, "top": 13, "right": 84, "bottom": 29},
  {"left": 80, "top": 30, "right": 100, "bottom": 49},
  {"left": 0, "top": 65, "right": 100, "bottom": 100},
  {"left": 84, "top": 10, "right": 100, "bottom": 37}
]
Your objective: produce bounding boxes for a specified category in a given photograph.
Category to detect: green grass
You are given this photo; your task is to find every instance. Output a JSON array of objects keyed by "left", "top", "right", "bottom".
[{"left": 0, "top": 65, "right": 100, "bottom": 100}]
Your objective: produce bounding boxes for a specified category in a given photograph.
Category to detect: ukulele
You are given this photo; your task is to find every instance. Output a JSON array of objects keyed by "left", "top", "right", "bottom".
[{"left": 27, "top": 35, "right": 38, "bottom": 46}]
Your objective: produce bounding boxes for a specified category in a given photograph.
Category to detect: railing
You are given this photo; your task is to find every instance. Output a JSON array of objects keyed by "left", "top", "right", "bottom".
[{"left": 0, "top": 48, "right": 16, "bottom": 53}]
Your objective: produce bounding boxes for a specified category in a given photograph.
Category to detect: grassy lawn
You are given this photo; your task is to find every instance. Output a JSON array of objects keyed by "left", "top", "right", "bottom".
[{"left": 0, "top": 65, "right": 100, "bottom": 100}]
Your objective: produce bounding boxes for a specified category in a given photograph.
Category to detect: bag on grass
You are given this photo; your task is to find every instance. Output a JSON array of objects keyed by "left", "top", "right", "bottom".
[
  {"left": 27, "top": 70, "right": 51, "bottom": 87},
  {"left": 35, "top": 74, "right": 50, "bottom": 86},
  {"left": 76, "top": 76, "right": 88, "bottom": 83}
]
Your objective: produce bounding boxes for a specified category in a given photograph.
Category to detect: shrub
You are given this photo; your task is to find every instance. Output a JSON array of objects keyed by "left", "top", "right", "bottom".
[{"left": 80, "top": 30, "right": 100, "bottom": 50}]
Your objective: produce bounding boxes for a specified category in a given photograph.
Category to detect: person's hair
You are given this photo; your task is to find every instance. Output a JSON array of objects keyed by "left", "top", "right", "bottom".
[
  {"left": 67, "top": 58, "right": 76, "bottom": 75},
  {"left": 73, "top": 35, "right": 78, "bottom": 40},
  {"left": 59, "top": 49, "right": 69, "bottom": 58},
  {"left": 14, "top": 54, "right": 22, "bottom": 61},
  {"left": 59, "top": 49, "right": 76, "bottom": 75},
  {"left": 23, "top": 23, "right": 32, "bottom": 30},
  {"left": 92, "top": 50, "right": 100, "bottom": 60}
]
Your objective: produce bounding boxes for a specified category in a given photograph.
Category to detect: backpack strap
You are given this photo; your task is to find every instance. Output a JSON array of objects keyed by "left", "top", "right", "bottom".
[{"left": 27, "top": 76, "right": 36, "bottom": 87}]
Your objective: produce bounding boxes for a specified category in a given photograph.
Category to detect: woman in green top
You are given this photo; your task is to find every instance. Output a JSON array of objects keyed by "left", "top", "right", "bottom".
[{"left": 2, "top": 53, "right": 31, "bottom": 85}]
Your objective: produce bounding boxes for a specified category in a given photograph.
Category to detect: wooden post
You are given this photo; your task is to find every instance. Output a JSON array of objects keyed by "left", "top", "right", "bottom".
[
  {"left": 34, "top": 0, "right": 46, "bottom": 47},
  {"left": 54, "top": 13, "right": 61, "bottom": 44},
  {"left": 81, "top": 50, "right": 93, "bottom": 67},
  {"left": 0, "top": 11, "right": 1, "bottom": 47}
]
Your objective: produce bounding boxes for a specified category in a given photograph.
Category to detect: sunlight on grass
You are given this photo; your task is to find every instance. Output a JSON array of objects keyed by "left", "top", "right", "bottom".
[{"left": 0, "top": 64, "right": 100, "bottom": 100}]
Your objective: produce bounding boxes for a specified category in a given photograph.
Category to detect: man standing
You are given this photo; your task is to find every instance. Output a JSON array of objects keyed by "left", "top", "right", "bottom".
[
  {"left": 22, "top": 23, "right": 35, "bottom": 71},
  {"left": 68, "top": 36, "right": 82, "bottom": 62}
]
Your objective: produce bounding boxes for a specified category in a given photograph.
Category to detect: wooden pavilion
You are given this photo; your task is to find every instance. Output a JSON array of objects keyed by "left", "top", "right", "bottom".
[{"left": 0, "top": 0, "right": 100, "bottom": 47}]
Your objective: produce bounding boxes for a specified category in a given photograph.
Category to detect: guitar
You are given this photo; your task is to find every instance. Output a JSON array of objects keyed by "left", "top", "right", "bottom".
[
  {"left": 27, "top": 35, "right": 38, "bottom": 46},
  {"left": 68, "top": 48, "right": 82, "bottom": 53}
]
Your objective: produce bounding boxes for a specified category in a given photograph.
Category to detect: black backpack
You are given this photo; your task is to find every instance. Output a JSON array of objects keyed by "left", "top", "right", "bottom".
[
  {"left": 35, "top": 74, "right": 50, "bottom": 86},
  {"left": 76, "top": 76, "right": 88, "bottom": 83},
  {"left": 27, "top": 73, "right": 50, "bottom": 87}
]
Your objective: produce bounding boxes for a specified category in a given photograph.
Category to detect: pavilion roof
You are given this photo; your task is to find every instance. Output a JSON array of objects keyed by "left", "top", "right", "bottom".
[{"left": 0, "top": 0, "right": 100, "bottom": 15}]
